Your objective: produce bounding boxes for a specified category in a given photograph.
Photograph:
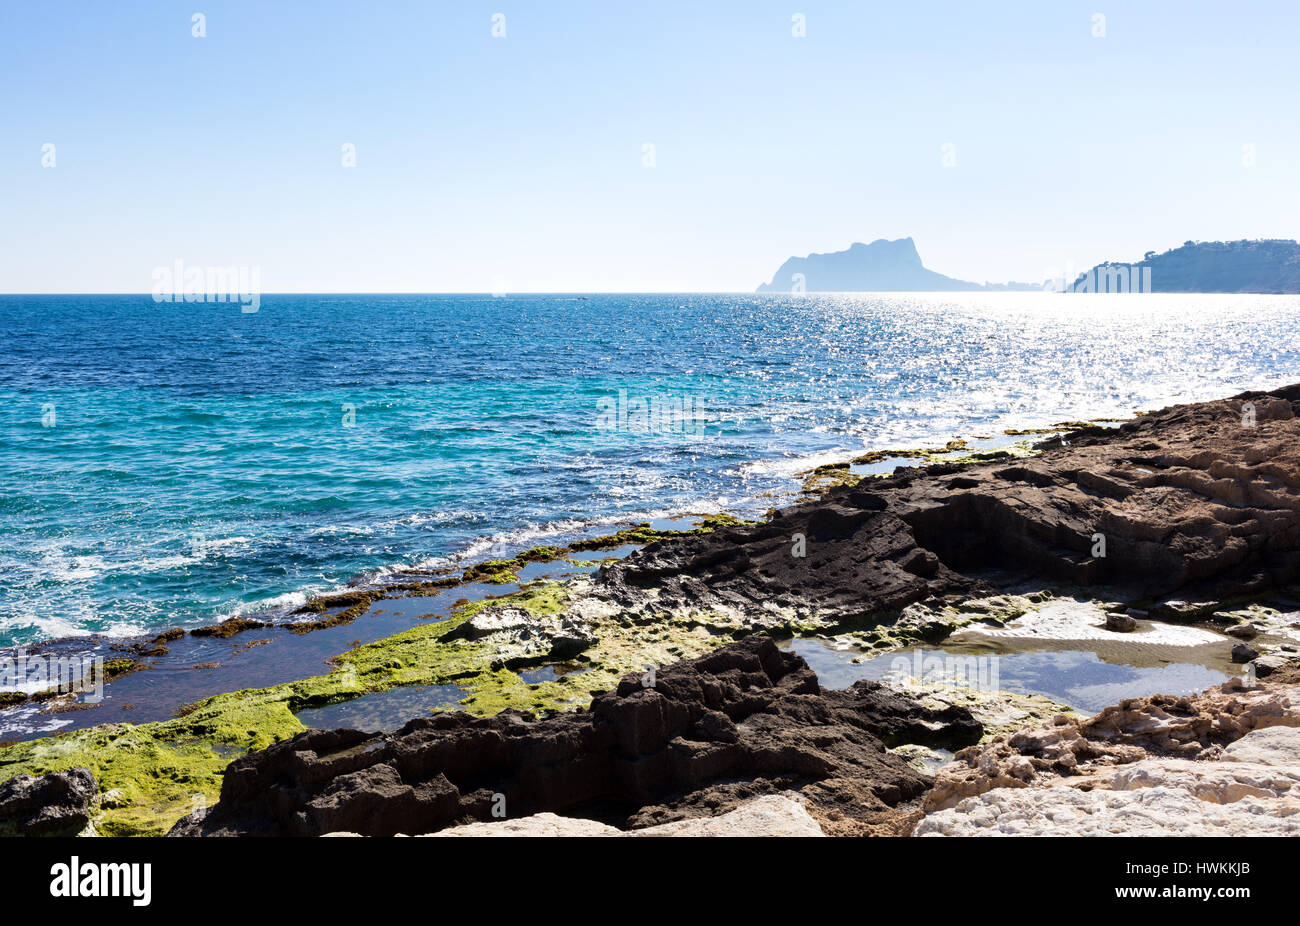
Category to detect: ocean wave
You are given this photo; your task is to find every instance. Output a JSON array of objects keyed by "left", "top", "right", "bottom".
[
  {"left": 0, "top": 603, "right": 149, "bottom": 643},
  {"left": 367, "top": 510, "right": 478, "bottom": 531},
  {"left": 132, "top": 535, "right": 259, "bottom": 572},
  {"left": 351, "top": 556, "right": 455, "bottom": 585},
  {"left": 730, "top": 449, "right": 851, "bottom": 478},
  {"left": 222, "top": 589, "right": 313, "bottom": 621},
  {"left": 351, "top": 504, "right": 721, "bottom": 587}
]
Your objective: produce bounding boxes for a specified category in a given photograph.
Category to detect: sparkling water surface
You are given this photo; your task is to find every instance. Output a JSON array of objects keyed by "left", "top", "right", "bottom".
[{"left": 1, "top": 292, "right": 1297, "bottom": 646}]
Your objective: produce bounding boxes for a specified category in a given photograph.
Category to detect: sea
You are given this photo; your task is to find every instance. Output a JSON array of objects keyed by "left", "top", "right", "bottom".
[{"left": 1, "top": 292, "right": 1297, "bottom": 648}]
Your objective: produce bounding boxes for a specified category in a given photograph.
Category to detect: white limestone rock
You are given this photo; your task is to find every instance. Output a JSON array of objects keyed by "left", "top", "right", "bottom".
[
  {"left": 915, "top": 786, "right": 1300, "bottom": 837},
  {"left": 412, "top": 793, "right": 824, "bottom": 838}
]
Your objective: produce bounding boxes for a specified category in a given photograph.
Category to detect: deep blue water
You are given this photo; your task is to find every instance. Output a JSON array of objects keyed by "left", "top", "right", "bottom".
[{"left": 1, "top": 292, "right": 1298, "bottom": 646}]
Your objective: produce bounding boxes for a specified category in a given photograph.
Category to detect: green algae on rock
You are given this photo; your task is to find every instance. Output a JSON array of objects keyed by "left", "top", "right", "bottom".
[
  {"left": 796, "top": 438, "right": 1049, "bottom": 501},
  {"left": 190, "top": 616, "right": 270, "bottom": 638},
  {"left": 830, "top": 594, "right": 1037, "bottom": 651},
  {"left": 0, "top": 655, "right": 145, "bottom": 710},
  {"left": 461, "top": 546, "right": 566, "bottom": 584},
  {"left": 0, "top": 574, "right": 740, "bottom": 835},
  {"left": 565, "top": 512, "right": 751, "bottom": 551},
  {"left": 288, "top": 579, "right": 462, "bottom": 634}
]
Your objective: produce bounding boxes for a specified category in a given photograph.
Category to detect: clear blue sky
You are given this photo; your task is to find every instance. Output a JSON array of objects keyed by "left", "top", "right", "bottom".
[{"left": 3, "top": 0, "right": 1297, "bottom": 292}]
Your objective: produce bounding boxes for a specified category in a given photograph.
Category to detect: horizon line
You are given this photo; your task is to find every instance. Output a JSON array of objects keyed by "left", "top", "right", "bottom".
[{"left": 0, "top": 290, "right": 1058, "bottom": 297}]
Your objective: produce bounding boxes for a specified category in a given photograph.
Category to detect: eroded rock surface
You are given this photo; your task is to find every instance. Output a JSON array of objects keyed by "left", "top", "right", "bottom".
[
  {"left": 916, "top": 668, "right": 1300, "bottom": 836},
  {"left": 916, "top": 785, "right": 1300, "bottom": 837},
  {"left": 924, "top": 671, "right": 1300, "bottom": 814},
  {"left": 169, "top": 638, "right": 981, "bottom": 836}
]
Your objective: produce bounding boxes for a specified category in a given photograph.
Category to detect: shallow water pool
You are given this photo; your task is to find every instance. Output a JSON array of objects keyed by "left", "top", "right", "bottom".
[
  {"left": 295, "top": 683, "right": 467, "bottom": 733},
  {"left": 781, "top": 637, "right": 1240, "bottom": 714}
]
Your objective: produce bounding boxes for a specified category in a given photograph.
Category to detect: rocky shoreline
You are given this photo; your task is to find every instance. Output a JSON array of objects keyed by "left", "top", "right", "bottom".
[{"left": 3, "top": 384, "right": 1300, "bottom": 836}]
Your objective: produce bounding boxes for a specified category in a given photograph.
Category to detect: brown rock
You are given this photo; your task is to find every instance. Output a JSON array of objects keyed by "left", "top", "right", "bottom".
[
  {"left": 600, "top": 386, "right": 1300, "bottom": 625},
  {"left": 1254, "top": 653, "right": 1296, "bottom": 678},
  {"left": 1105, "top": 612, "right": 1137, "bottom": 632}
]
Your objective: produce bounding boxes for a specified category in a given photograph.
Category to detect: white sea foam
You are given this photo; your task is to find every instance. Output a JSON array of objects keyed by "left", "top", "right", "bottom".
[
  {"left": 732, "top": 449, "right": 851, "bottom": 478},
  {"left": 36, "top": 551, "right": 108, "bottom": 583},
  {"left": 0, "top": 603, "right": 148, "bottom": 643},
  {"left": 0, "top": 702, "right": 75, "bottom": 739},
  {"left": 230, "top": 589, "right": 311, "bottom": 617},
  {"left": 353, "top": 503, "right": 728, "bottom": 589}
]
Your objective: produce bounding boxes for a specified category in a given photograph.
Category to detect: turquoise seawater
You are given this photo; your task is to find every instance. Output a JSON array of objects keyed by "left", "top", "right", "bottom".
[{"left": 1, "top": 292, "right": 1297, "bottom": 647}]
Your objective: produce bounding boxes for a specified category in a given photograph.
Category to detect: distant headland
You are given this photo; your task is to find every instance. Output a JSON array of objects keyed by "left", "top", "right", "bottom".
[
  {"left": 755, "top": 238, "right": 1037, "bottom": 293},
  {"left": 758, "top": 237, "right": 1300, "bottom": 294},
  {"left": 1067, "top": 239, "right": 1300, "bottom": 294}
]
